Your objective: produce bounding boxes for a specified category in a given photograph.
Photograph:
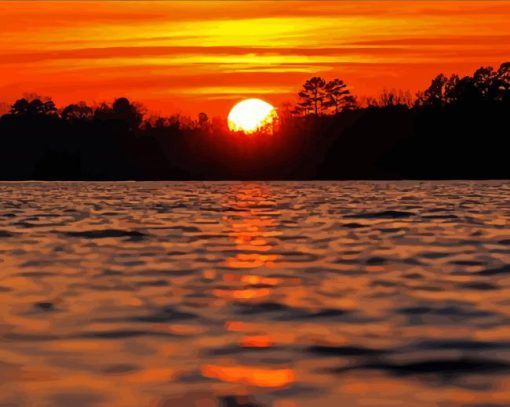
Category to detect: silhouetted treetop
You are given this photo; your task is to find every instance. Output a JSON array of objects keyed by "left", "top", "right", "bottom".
[
  {"left": 295, "top": 76, "right": 356, "bottom": 116},
  {"left": 198, "top": 112, "right": 209, "bottom": 127},
  {"left": 11, "top": 98, "right": 57, "bottom": 117},
  {"left": 296, "top": 76, "right": 327, "bottom": 116},
  {"left": 91, "top": 97, "right": 143, "bottom": 130},
  {"left": 418, "top": 62, "right": 510, "bottom": 106},
  {"left": 368, "top": 89, "right": 413, "bottom": 108},
  {"left": 62, "top": 102, "right": 93, "bottom": 121},
  {"left": 324, "top": 79, "right": 351, "bottom": 113}
]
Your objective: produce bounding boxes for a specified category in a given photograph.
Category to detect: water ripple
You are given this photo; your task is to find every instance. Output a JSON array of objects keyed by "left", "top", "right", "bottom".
[{"left": 0, "top": 181, "right": 509, "bottom": 406}]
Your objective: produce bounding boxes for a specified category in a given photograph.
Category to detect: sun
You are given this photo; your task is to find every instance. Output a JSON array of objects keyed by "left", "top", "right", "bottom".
[{"left": 228, "top": 98, "right": 277, "bottom": 133}]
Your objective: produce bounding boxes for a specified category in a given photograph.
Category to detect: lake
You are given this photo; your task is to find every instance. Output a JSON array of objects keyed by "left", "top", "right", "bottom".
[{"left": 1, "top": 181, "right": 510, "bottom": 407}]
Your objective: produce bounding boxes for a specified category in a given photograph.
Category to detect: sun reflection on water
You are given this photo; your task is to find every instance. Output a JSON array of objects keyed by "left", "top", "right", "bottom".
[
  {"left": 1, "top": 182, "right": 510, "bottom": 406},
  {"left": 201, "top": 364, "right": 294, "bottom": 388},
  {"left": 223, "top": 184, "right": 281, "bottom": 270}
]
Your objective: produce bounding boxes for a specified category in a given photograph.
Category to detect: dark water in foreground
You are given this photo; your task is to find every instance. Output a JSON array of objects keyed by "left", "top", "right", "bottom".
[{"left": 1, "top": 181, "right": 510, "bottom": 407}]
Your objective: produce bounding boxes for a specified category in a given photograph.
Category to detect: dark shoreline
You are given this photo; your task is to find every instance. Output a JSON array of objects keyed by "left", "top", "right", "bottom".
[
  {"left": 1, "top": 104, "right": 509, "bottom": 181},
  {"left": 2, "top": 64, "right": 510, "bottom": 181}
]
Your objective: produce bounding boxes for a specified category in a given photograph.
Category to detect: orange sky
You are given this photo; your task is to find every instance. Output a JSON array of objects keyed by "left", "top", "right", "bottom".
[{"left": 1, "top": 1, "right": 510, "bottom": 116}]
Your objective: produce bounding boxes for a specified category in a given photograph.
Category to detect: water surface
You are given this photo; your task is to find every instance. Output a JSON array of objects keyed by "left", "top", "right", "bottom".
[{"left": 1, "top": 181, "right": 510, "bottom": 406}]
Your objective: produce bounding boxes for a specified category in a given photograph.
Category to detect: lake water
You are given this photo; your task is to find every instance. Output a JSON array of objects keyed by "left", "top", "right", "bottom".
[{"left": 1, "top": 181, "right": 510, "bottom": 407}]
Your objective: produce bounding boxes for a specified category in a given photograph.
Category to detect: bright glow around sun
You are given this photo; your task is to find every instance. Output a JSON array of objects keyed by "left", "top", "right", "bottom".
[{"left": 228, "top": 98, "right": 276, "bottom": 133}]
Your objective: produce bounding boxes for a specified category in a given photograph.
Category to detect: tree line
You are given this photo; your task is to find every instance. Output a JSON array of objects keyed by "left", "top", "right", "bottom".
[
  {"left": 294, "top": 62, "right": 510, "bottom": 112},
  {"left": 0, "top": 62, "right": 509, "bottom": 180}
]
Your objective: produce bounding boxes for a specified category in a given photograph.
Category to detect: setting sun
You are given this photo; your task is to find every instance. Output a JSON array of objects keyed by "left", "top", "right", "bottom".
[{"left": 228, "top": 98, "right": 277, "bottom": 133}]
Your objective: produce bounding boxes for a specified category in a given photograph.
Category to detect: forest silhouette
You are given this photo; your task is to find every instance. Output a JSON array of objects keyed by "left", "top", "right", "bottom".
[{"left": 1, "top": 62, "right": 509, "bottom": 180}]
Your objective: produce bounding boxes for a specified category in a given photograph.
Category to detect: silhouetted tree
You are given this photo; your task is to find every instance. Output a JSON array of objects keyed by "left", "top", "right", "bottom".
[
  {"left": 93, "top": 103, "right": 111, "bottom": 122},
  {"left": 295, "top": 77, "right": 355, "bottom": 115},
  {"left": 416, "top": 65, "right": 510, "bottom": 107},
  {"left": 10, "top": 99, "right": 30, "bottom": 115},
  {"left": 443, "top": 74, "right": 460, "bottom": 104},
  {"left": 62, "top": 102, "right": 93, "bottom": 121},
  {"left": 447, "top": 76, "right": 480, "bottom": 105},
  {"left": 324, "top": 79, "right": 354, "bottom": 113},
  {"left": 472, "top": 66, "right": 495, "bottom": 98},
  {"left": 11, "top": 98, "right": 57, "bottom": 117},
  {"left": 341, "top": 95, "right": 358, "bottom": 111},
  {"left": 296, "top": 76, "right": 327, "bottom": 116},
  {"left": 198, "top": 112, "right": 209, "bottom": 127},
  {"left": 418, "top": 74, "right": 448, "bottom": 106},
  {"left": 278, "top": 101, "right": 294, "bottom": 124},
  {"left": 93, "top": 98, "right": 143, "bottom": 130},
  {"left": 112, "top": 97, "right": 143, "bottom": 129},
  {"left": 489, "top": 63, "right": 510, "bottom": 102},
  {"left": 370, "top": 89, "right": 413, "bottom": 107}
]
